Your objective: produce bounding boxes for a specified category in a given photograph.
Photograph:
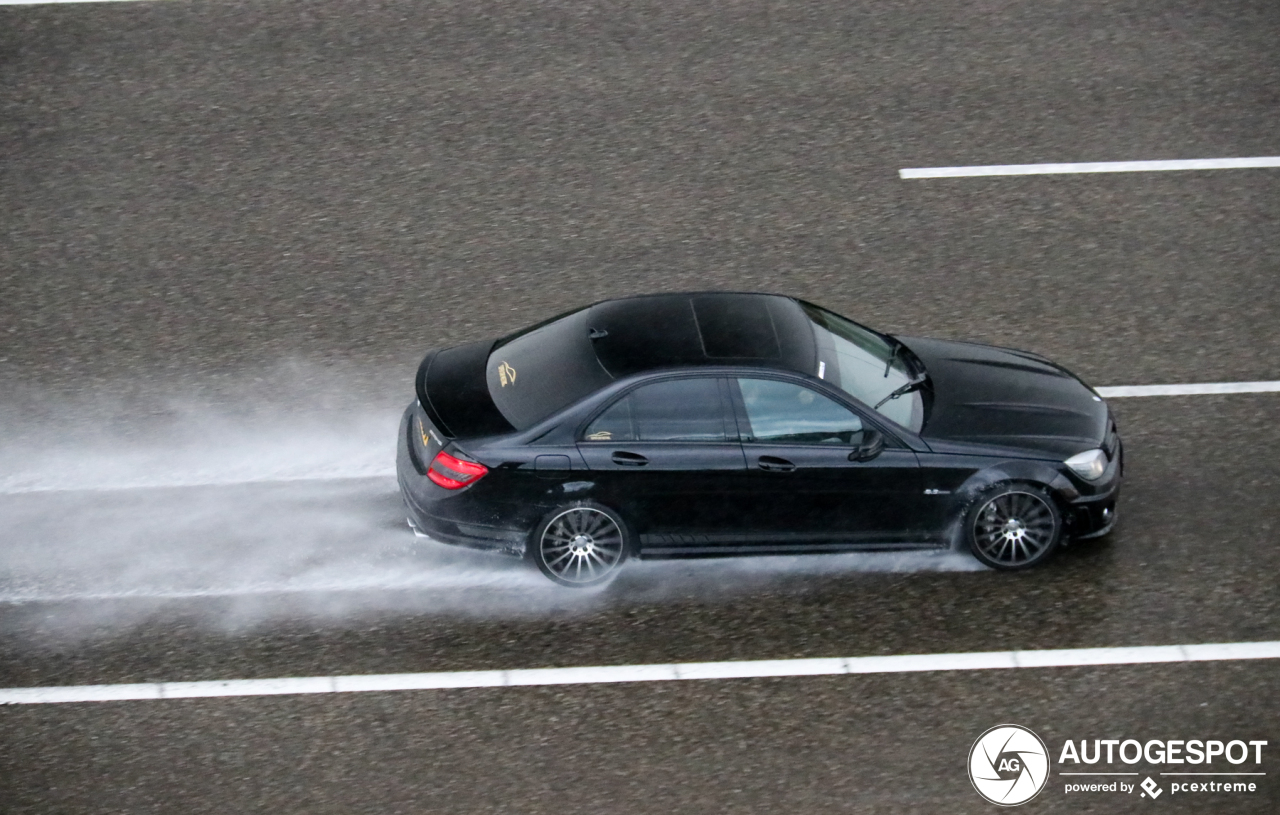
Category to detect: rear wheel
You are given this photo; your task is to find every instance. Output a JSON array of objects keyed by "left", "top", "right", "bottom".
[
  {"left": 529, "top": 503, "right": 630, "bottom": 587},
  {"left": 966, "top": 484, "right": 1062, "bottom": 570}
]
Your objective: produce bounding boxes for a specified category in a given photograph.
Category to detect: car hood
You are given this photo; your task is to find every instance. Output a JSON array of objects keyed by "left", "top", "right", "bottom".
[{"left": 897, "top": 336, "right": 1109, "bottom": 459}]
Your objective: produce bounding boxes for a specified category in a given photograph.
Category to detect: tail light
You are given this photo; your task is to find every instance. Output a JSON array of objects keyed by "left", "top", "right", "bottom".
[{"left": 427, "top": 450, "right": 488, "bottom": 490}]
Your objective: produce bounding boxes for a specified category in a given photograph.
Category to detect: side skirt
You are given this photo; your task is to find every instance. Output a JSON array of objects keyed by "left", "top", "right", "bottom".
[{"left": 638, "top": 541, "right": 948, "bottom": 559}]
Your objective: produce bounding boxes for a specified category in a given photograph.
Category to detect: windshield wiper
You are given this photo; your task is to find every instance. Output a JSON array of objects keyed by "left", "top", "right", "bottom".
[
  {"left": 873, "top": 373, "right": 928, "bottom": 410},
  {"left": 882, "top": 339, "right": 901, "bottom": 378}
]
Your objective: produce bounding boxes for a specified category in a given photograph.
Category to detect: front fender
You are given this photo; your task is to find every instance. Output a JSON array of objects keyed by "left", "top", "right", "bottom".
[{"left": 951, "top": 459, "right": 1077, "bottom": 511}]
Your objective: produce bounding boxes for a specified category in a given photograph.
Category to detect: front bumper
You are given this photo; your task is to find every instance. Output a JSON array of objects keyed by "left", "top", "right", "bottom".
[
  {"left": 1065, "top": 485, "right": 1120, "bottom": 539},
  {"left": 1063, "top": 436, "right": 1122, "bottom": 540}
]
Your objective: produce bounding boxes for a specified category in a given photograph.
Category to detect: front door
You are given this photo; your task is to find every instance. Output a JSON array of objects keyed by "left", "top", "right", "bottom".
[
  {"left": 730, "top": 377, "right": 924, "bottom": 548},
  {"left": 576, "top": 376, "right": 747, "bottom": 555}
]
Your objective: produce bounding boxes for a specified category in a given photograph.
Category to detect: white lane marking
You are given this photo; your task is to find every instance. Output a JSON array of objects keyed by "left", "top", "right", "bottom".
[
  {"left": 2, "top": 640, "right": 1277, "bottom": 705},
  {"left": 1, "top": 471, "right": 397, "bottom": 496},
  {"left": 1096, "top": 381, "right": 1280, "bottom": 398},
  {"left": 0, "top": 0, "right": 168, "bottom": 5},
  {"left": 900, "top": 157, "right": 1280, "bottom": 179}
]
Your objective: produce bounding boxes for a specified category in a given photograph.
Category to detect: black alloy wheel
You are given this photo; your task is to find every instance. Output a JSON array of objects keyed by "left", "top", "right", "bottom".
[
  {"left": 966, "top": 484, "right": 1062, "bottom": 570},
  {"left": 530, "top": 503, "right": 630, "bottom": 586}
]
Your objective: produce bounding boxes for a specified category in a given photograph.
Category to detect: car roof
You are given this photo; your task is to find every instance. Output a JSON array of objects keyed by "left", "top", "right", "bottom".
[{"left": 585, "top": 292, "right": 817, "bottom": 377}]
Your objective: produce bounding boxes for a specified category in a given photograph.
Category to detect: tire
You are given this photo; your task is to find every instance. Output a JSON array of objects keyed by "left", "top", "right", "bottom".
[
  {"left": 528, "top": 502, "right": 631, "bottom": 587},
  {"left": 965, "top": 483, "right": 1063, "bottom": 570}
]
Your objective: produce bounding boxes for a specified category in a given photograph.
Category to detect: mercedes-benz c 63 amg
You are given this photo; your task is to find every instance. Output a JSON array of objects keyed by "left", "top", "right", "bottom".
[{"left": 397, "top": 292, "right": 1121, "bottom": 585}]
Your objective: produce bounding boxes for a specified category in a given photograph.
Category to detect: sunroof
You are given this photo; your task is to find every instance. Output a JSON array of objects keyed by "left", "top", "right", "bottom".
[
  {"left": 588, "top": 293, "right": 793, "bottom": 377},
  {"left": 587, "top": 296, "right": 704, "bottom": 376},
  {"left": 691, "top": 294, "right": 781, "bottom": 359}
]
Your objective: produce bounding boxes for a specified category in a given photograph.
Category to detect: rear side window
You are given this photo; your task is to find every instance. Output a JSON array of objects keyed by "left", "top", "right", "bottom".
[
  {"left": 487, "top": 308, "right": 614, "bottom": 430},
  {"left": 583, "top": 378, "right": 727, "bottom": 442},
  {"left": 583, "top": 397, "right": 634, "bottom": 441},
  {"left": 735, "top": 378, "right": 862, "bottom": 444}
]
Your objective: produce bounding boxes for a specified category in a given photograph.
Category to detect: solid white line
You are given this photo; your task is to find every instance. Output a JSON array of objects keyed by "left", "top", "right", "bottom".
[
  {"left": 1012, "top": 645, "right": 1186, "bottom": 668},
  {"left": 0, "top": 0, "right": 168, "bottom": 5},
  {"left": 900, "top": 157, "right": 1280, "bottom": 179},
  {"left": 1095, "top": 381, "right": 1280, "bottom": 398},
  {"left": 2, "top": 640, "right": 1278, "bottom": 705},
  {"left": 1, "top": 469, "right": 395, "bottom": 497}
]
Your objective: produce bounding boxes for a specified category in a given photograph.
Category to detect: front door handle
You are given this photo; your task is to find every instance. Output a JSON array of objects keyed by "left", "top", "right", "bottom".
[
  {"left": 757, "top": 456, "right": 796, "bottom": 473},
  {"left": 611, "top": 451, "right": 649, "bottom": 467}
]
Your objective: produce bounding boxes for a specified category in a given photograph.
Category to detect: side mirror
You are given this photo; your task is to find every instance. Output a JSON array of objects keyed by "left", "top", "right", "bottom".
[{"left": 848, "top": 429, "right": 885, "bottom": 462}]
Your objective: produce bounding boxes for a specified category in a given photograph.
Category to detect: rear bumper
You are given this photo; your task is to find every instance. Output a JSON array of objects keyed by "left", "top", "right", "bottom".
[
  {"left": 396, "top": 404, "right": 528, "bottom": 557},
  {"left": 400, "top": 479, "right": 526, "bottom": 556}
]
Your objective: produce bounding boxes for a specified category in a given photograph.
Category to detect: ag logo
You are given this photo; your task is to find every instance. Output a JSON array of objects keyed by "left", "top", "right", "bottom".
[{"left": 968, "top": 724, "right": 1050, "bottom": 806}]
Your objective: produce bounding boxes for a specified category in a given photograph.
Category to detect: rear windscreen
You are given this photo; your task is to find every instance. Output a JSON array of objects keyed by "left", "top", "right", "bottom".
[{"left": 487, "top": 308, "right": 614, "bottom": 430}]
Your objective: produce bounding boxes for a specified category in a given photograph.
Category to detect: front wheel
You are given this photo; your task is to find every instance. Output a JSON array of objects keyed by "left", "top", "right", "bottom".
[
  {"left": 529, "top": 503, "right": 631, "bottom": 587},
  {"left": 965, "top": 484, "right": 1062, "bottom": 570}
]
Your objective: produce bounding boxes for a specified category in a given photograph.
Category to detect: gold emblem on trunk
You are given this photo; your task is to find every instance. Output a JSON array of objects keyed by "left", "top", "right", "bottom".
[{"left": 498, "top": 361, "right": 517, "bottom": 387}]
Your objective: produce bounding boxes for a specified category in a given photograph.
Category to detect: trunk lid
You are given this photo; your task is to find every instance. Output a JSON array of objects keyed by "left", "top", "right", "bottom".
[{"left": 416, "top": 341, "right": 516, "bottom": 439}]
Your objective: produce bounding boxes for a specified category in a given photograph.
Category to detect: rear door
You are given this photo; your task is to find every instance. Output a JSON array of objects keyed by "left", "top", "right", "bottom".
[
  {"left": 730, "top": 376, "right": 925, "bottom": 547},
  {"left": 576, "top": 376, "right": 748, "bottom": 554}
]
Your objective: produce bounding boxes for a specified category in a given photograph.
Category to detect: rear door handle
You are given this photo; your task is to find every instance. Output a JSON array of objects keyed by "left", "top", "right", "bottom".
[
  {"left": 611, "top": 451, "right": 649, "bottom": 467},
  {"left": 757, "top": 456, "right": 796, "bottom": 473}
]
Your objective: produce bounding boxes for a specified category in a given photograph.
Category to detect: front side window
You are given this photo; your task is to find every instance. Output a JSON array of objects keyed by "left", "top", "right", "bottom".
[
  {"left": 736, "top": 378, "right": 863, "bottom": 444},
  {"left": 583, "top": 378, "right": 727, "bottom": 442}
]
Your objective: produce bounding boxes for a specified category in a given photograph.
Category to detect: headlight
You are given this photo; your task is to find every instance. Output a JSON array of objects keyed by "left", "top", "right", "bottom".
[{"left": 1065, "top": 448, "right": 1107, "bottom": 481}]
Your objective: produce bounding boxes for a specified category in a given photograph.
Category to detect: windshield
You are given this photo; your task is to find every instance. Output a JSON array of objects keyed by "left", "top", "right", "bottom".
[
  {"left": 800, "top": 302, "right": 925, "bottom": 432},
  {"left": 487, "top": 308, "right": 614, "bottom": 430}
]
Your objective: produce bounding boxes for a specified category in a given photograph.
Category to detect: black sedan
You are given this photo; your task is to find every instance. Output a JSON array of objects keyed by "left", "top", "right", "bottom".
[{"left": 397, "top": 292, "right": 1121, "bottom": 586}]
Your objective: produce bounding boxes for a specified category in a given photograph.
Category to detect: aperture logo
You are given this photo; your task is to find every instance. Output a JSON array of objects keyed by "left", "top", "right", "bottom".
[{"left": 969, "top": 725, "right": 1051, "bottom": 806}]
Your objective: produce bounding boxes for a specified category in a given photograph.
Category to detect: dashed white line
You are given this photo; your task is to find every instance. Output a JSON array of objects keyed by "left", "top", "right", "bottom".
[
  {"left": 0, "top": 0, "right": 167, "bottom": 5},
  {"left": 900, "top": 157, "right": 1280, "bottom": 179},
  {"left": 2, "top": 640, "right": 1277, "bottom": 705},
  {"left": 1095, "top": 381, "right": 1280, "bottom": 398},
  {"left": 0, "top": 469, "right": 396, "bottom": 496}
]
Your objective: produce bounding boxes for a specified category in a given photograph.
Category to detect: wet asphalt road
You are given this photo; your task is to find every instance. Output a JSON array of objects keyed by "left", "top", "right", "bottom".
[
  {"left": 2, "top": 394, "right": 1278, "bottom": 687},
  {"left": 3, "top": 0, "right": 1279, "bottom": 416},
  {"left": 2, "top": 663, "right": 1277, "bottom": 814},
  {"left": 2, "top": 0, "right": 1279, "bottom": 812}
]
